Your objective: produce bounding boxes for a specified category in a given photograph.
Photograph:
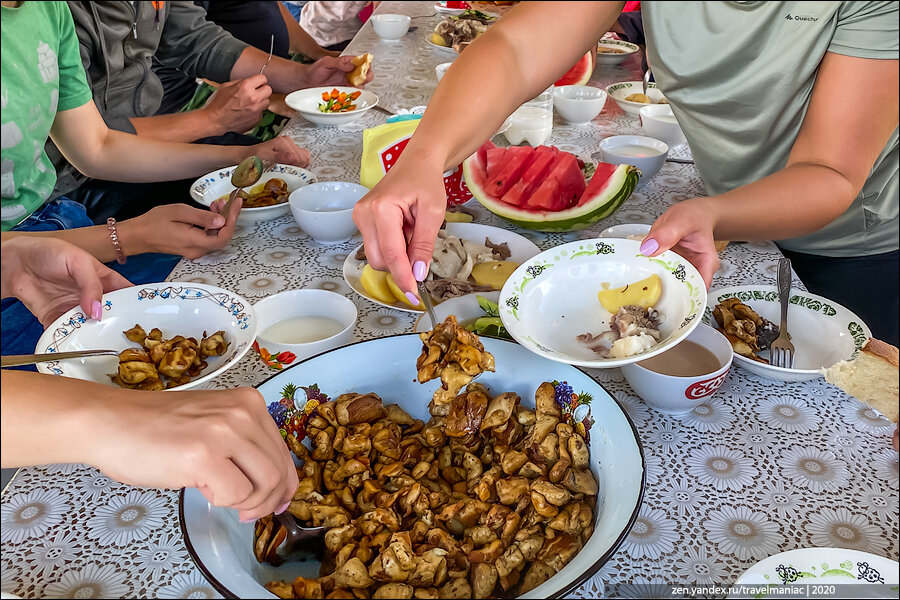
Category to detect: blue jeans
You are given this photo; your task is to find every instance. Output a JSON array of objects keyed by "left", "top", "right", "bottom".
[{"left": 1, "top": 199, "right": 181, "bottom": 361}]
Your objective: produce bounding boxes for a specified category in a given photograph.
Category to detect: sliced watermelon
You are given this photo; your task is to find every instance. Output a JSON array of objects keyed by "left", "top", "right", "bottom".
[
  {"left": 485, "top": 146, "right": 537, "bottom": 198},
  {"left": 500, "top": 146, "right": 558, "bottom": 206},
  {"left": 526, "top": 152, "right": 585, "bottom": 211},
  {"left": 463, "top": 140, "right": 639, "bottom": 232},
  {"left": 555, "top": 49, "right": 597, "bottom": 87}
]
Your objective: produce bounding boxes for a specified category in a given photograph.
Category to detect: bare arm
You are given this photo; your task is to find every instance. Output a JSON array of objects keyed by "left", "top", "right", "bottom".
[
  {"left": 1, "top": 370, "right": 297, "bottom": 521},
  {"left": 129, "top": 104, "right": 226, "bottom": 142},
  {"left": 353, "top": 1, "right": 624, "bottom": 295},
  {"left": 278, "top": 1, "right": 340, "bottom": 59},
  {"left": 646, "top": 52, "right": 900, "bottom": 286}
]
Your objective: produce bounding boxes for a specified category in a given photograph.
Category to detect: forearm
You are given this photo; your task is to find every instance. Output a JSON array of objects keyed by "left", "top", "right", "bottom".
[
  {"left": 402, "top": 1, "right": 621, "bottom": 171},
  {"left": 706, "top": 163, "right": 861, "bottom": 242},
  {"left": 279, "top": 1, "right": 333, "bottom": 59},
  {"left": 130, "top": 108, "right": 223, "bottom": 142},
  {"left": 0, "top": 371, "right": 124, "bottom": 468},
  {"left": 2, "top": 222, "right": 141, "bottom": 262},
  {"left": 230, "top": 47, "right": 305, "bottom": 94}
]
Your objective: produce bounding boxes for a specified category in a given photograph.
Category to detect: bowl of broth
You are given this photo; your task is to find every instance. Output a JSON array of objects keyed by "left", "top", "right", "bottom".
[
  {"left": 620, "top": 323, "right": 732, "bottom": 414},
  {"left": 252, "top": 289, "right": 357, "bottom": 363},
  {"left": 598, "top": 135, "right": 669, "bottom": 186}
]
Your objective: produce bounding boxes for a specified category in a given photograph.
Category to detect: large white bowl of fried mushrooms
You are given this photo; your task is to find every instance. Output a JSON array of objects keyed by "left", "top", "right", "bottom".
[
  {"left": 35, "top": 283, "right": 257, "bottom": 391},
  {"left": 179, "top": 316, "right": 645, "bottom": 599}
]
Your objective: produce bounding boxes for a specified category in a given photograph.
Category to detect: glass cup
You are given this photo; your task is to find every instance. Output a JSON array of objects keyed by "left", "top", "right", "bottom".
[{"left": 503, "top": 88, "right": 554, "bottom": 146}]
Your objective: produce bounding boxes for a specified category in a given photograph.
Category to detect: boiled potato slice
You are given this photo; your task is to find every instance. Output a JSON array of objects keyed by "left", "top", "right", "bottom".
[
  {"left": 360, "top": 265, "right": 397, "bottom": 305},
  {"left": 431, "top": 32, "right": 448, "bottom": 47},
  {"left": 386, "top": 273, "right": 424, "bottom": 310},
  {"left": 596, "top": 273, "right": 662, "bottom": 313},
  {"left": 444, "top": 209, "right": 474, "bottom": 223},
  {"left": 471, "top": 261, "right": 520, "bottom": 290}
]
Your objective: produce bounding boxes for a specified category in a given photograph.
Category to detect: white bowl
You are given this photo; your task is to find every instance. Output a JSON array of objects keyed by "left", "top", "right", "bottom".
[
  {"left": 434, "top": 61, "right": 453, "bottom": 81},
  {"left": 284, "top": 87, "right": 379, "bottom": 127},
  {"left": 605, "top": 81, "right": 667, "bottom": 116},
  {"left": 370, "top": 13, "right": 411, "bottom": 41},
  {"left": 707, "top": 285, "right": 872, "bottom": 382},
  {"left": 253, "top": 289, "right": 357, "bottom": 364},
  {"left": 595, "top": 39, "right": 640, "bottom": 65},
  {"left": 35, "top": 283, "right": 257, "bottom": 391},
  {"left": 189, "top": 164, "right": 317, "bottom": 224},
  {"left": 499, "top": 238, "right": 707, "bottom": 368},
  {"left": 598, "top": 135, "right": 669, "bottom": 185},
  {"left": 289, "top": 181, "right": 368, "bottom": 244},
  {"left": 180, "top": 334, "right": 645, "bottom": 599},
  {"left": 639, "top": 104, "right": 686, "bottom": 149},
  {"left": 621, "top": 324, "right": 733, "bottom": 414},
  {"left": 598, "top": 223, "right": 652, "bottom": 242},
  {"left": 553, "top": 85, "right": 607, "bottom": 124},
  {"left": 413, "top": 290, "right": 501, "bottom": 332}
]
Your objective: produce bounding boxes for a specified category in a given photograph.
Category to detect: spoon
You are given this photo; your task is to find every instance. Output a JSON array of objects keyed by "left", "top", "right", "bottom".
[
  {"left": 273, "top": 513, "right": 326, "bottom": 564},
  {"left": 2, "top": 349, "right": 119, "bottom": 368},
  {"left": 642, "top": 66, "right": 652, "bottom": 96},
  {"left": 417, "top": 281, "right": 439, "bottom": 330},
  {"left": 206, "top": 155, "right": 266, "bottom": 236},
  {"left": 260, "top": 34, "right": 274, "bottom": 76}
]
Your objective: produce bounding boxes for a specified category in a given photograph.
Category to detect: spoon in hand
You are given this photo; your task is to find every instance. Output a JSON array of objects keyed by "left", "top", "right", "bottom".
[{"left": 206, "top": 155, "right": 266, "bottom": 236}]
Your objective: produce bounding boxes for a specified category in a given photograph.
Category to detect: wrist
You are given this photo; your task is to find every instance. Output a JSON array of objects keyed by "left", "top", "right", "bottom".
[
  {"left": 116, "top": 216, "right": 149, "bottom": 256},
  {"left": 195, "top": 106, "right": 227, "bottom": 138}
]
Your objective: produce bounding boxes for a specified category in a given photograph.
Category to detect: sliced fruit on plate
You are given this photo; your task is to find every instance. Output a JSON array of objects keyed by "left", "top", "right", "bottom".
[
  {"left": 555, "top": 49, "right": 597, "bottom": 87},
  {"left": 386, "top": 272, "right": 424, "bottom": 309},
  {"left": 596, "top": 273, "right": 662, "bottom": 313},
  {"left": 471, "top": 260, "right": 519, "bottom": 289},
  {"left": 360, "top": 264, "right": 397, "bottom": 305},
  {"left": 464, "top": 140, "right": 639, "bottom": 231}
]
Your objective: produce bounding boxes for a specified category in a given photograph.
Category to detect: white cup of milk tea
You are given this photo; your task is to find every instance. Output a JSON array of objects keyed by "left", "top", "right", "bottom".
[
  {"left": 639, "top": 104, "right": 686, "bottom": 149},
  {"left": 597, "top": 135, "right": 669, "bottom": 186},
  {"left": 503, "top": 88, "right": 554, "bottom": 146}
]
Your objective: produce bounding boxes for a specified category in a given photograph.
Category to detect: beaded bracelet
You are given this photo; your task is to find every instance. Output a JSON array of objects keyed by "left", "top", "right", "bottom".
[{"left": 106, "top": 217, "right": 127, "bottom": 265}]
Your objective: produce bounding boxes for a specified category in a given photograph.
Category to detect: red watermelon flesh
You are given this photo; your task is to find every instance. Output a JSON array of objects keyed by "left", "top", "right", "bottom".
[
  {"left": 527, "top": 152, "right": 586, "bottom": 211},
  {"left": 485, "top": 146, "right": 513, "bottom": 180},
  {"left": 555, "top": 50, "right": 596, "bottom": 87},
  {"left": 578, "top": 161, "right": 619, "bottom": 206},
  {"left": 485, "top": 146, "right": 537, "bottom": 198},
  {"left": 500, "top": 146, "right": 559, "bottom": 206}
]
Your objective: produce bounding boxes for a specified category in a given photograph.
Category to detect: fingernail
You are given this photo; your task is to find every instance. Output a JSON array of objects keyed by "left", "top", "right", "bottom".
[
  {"left": 405, "top": 291, "right": 419, "bottom": 306},
  {"left": 413, "top": 260, "right": 428, "bottom": 282},
  {"left": 213, "top": 215, "right": 226, "bottom": 227},
  {"left": 640, "top": 238, "right": 659, "bottom": 256},
  {"left": 91, "top": 301, "right": 102, "bottom": 321},
  {"left": 275, "top": 501, "right": 290, "bottom": 515},
  {"left": 239, "top": 517, "right": 255, "bottom": 524}
]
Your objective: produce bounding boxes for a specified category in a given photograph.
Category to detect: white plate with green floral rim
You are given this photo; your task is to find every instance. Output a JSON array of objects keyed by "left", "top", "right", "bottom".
[
  {"left": 498, "top": 238, "right": 706, "bottom": 368},
  {"left": 706, "top": 285, "right": 871, "bottom": 382},
  {"left": 728, "top": 548, "right": 899, "bottom": 599}
]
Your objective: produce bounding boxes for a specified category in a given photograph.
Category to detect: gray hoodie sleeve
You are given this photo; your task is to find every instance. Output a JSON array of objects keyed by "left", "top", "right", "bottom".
[{"left": 154, "top": 1, "right": 248, "bottom": 83}]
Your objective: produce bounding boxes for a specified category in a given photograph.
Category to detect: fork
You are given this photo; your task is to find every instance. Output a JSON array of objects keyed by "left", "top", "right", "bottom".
[{"left": 769, "top": 257, "right": 795, "bottom": 368}]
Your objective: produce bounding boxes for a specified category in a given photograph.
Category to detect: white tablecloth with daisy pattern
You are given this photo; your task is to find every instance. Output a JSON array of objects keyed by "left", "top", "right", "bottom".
[{"left": 2, "top": 3, "right": 897, "bottom": 598}]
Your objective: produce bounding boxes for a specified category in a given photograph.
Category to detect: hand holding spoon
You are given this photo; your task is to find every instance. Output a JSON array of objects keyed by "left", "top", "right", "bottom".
[{"left": 206, "top": 155, "right": 266, "bottom": 236}]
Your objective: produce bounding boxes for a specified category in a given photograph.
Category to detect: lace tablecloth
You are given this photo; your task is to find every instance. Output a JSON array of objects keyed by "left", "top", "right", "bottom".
[{"left": 2, "top": 3, "right": 897, "bottom": 598}]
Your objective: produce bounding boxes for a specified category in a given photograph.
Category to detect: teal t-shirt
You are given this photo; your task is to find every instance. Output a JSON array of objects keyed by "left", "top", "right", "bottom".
[
  {"left": 1, "top": 0, "right": 93, "bottom": 231},
  {"left": 643, "top": 1, "right": 899, "bottom": 257}
]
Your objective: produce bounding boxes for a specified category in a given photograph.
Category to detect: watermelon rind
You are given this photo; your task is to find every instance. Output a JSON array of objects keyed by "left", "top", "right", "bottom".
[{"left": 463, "top": 152, "right": 639, "bottom": 232}]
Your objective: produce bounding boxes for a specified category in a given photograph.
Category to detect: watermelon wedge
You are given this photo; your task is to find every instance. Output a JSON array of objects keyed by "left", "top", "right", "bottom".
[
  {"left": 464, "top": 140, "right": 639, "bottom": 232},
  {"left": 484, "top": 146, "right": 537, "bottom": 198},
  {"left": 555, "top": 49, "right": 597, "bottom": 87}
]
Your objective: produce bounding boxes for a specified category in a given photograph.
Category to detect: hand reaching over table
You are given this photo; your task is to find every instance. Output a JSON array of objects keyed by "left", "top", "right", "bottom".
[
  {"left": 302, "top": 54, "right": 375, "bottom": 88},
  {"left": 248, "top": 135, "right": 311, "bottom": 168},
  {"left": 0, "top": 373, "right": 299, "bottom": 523},
  {"left": 0, "top": 236, "right": 132, "bottom": 327},
  {"left": 119, "top": 202, "right": 243, "bottom": 260},
  {"left": 641, "top": 198, "right": 720, "bottom": 290},
  {"left": 353, "top": 156, "right": 448, "bottom": 303},
  {"left": 201, "top": 74, "right": 273, "bottom": 137}
]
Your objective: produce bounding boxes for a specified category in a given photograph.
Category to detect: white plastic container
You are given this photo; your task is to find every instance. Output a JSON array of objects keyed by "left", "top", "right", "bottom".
[{"left": 503, "top": 89, "right": 553, "bottom": 146}]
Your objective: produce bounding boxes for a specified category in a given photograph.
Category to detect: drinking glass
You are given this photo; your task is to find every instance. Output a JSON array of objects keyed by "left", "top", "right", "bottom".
[{"left": 503, "top": 88, "right": 554, "bottom": 146}]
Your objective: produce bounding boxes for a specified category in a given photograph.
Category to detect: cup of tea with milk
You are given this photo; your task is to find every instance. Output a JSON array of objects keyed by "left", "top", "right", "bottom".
[{"left": 621, "top": 324, "right": 733, "bottom": 414}]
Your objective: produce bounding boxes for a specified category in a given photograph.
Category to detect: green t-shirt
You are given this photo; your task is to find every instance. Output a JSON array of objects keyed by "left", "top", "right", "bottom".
[
  {"left": 643, "top": 1, "right": 899, "bottom": 256},
  {"left": 1, "top": 0, "right": 93, "bottom": 231}
]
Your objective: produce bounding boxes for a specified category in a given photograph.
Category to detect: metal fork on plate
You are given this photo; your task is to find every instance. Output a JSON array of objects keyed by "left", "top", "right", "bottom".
[{"left": 769, "top": 258, "right": 795, "bottom": 368}]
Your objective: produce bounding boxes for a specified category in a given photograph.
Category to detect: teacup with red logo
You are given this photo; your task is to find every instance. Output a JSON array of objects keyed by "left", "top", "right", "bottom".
[{"left": 621, "top": 323, "right": 733, "bottom": 414}]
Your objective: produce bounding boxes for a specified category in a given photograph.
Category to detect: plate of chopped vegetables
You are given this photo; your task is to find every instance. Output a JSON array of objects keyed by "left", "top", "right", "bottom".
[{"left": 285, "top": 86, "right": 379, "bottom": 127}]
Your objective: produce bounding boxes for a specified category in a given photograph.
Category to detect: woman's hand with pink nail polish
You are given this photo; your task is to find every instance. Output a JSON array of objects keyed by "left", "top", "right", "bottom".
[
  {"left": 0, "top": 236, "right": 131, "bottom": 327},
  {"left": 646, "top": 197, "right": 720, "bottom": 289}
]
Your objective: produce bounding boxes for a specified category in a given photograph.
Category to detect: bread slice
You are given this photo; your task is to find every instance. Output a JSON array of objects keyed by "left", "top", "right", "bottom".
[
  {"left": 346, "top": 53, "right": 373, "bottom": 87},
  {"left": 822, "top": 338, "right": 899, "bottom": 422}
]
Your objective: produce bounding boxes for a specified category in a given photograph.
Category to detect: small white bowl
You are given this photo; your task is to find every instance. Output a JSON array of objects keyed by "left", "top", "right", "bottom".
[
  {"left": 435, "top": 61, "right": 453, "bottom": 81},
  {"left": 553, "top": 85, "right": 607, "bottom": 124},
  {"left": 189, "top": 164, "right": 317, "bottom": 224},
  {"left": 289, "top": 181, "right": 368, "bottom": 244},
  {"left": 285, "top": 87, "right": 379, "bottom": 127},
  {"left": 598, "top": 223, "right": 652, "bottom": 242},
  {"left": 598, "top": 135, "right": 668, "bottom": 185},
  {"left": 253, "top": 289, "right": 357, "bottom": 363},
  {"left": 621, "top": 324, "right": 733, "bottom": 415},
  {"left": 640, "top": 104, "right": 686, "bottom": 149},
  {"left": 595, "top": 39, "right": 640, "bottom": 65},
  {"left": 605, "top": 81, "right": 667, "bottom": 116},
  {"left": 370, "top": 14, "right": 411, "bottom": 41},
  {"left": 35, "top": 283, "right": 257, "bottom": 391}
]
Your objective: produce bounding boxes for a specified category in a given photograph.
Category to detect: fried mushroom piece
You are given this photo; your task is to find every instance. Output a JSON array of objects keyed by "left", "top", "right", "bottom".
[
  {"left": 200, "top": 330, "right": 230, "bottom": 357},
  {"left": 416, "top": 316, "right": 495, "bottom": 410},
  {"left": 123, "top": 324, "right": 147, "bottom": 344}
]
